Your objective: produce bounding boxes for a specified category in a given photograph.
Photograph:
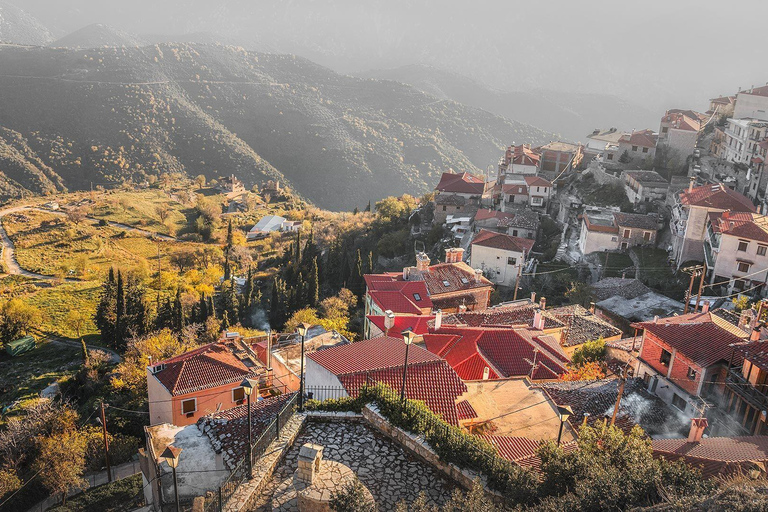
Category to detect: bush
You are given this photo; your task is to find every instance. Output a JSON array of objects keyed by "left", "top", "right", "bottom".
[
  {"left": 571, "top": 338, "right": 606, "bottom": 367},
  {"left": 303, "top": 396, "right": 365, "bottom": 413},
  {"left": 330, "top": 477, "right": 376, "bottom": 512}
]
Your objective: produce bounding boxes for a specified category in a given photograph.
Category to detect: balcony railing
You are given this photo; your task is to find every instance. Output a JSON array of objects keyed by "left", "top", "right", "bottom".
[{"left": 726, "top": 368, "right": 768, "bottom": 411}]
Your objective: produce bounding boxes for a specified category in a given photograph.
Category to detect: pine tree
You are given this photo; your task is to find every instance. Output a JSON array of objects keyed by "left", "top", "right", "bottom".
[
  {"left": 367, "top": 251, "right": 374, "bottom": 274},
  {"left": 307, "top": 257, "right": 319, "bottom": 307},
  {"left": 95, "top": 268, "right": 117, "bottom": 349}
]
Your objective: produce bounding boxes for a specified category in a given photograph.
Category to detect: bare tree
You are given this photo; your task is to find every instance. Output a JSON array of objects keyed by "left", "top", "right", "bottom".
[{"left": 66, "top": 207, "right": 88, "bottom": 226}]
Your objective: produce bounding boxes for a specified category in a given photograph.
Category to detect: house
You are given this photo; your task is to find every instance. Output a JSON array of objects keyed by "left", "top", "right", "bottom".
[
  {"left": 708, "top": 95, "right": 736, "bottom": 119},
  {"left": 423, "top": 325, "right": 570, "bottom": 381},
  {"left": 657, "top": 110, "right": 703, "bottom": 159},
  {"left": 497, "top": 144, "right": 541, "bottom": 180},
  {"left": 705, "top": 211, "right": 768, "bottom": 295},
  {"left": 433, "top": 172, "right": 489, "bottom": 224},
  {"left": 147, "top": 336, "right": 269, "bottom": 427},
  {"left": 432, "top": 297, "right": 565, "bottom": 337},
  {"left": 596, "top": 292, "right": 685, "bottom": 331},
  {"left": 523, "top": 175, "right": 553, "bottom": 209},
  {"left": 632, "top": 311, "right": 749, "bottom": 417},
  {"left": 365, "top": 314, "right": 435, "bottom": 339},
  {"left": 733, "top": 84, "right": 768, "bottom": 121},
  {"left": 362, "top": 276, "right": 432, "bottom": 338},
  {"left": 536, "top": 141, "right": 583, "bottom": 176},
  {"left": 622, "top": 170, "right": 669, "bottom": 205},
  {"left": 578, "top": 210, "right": 659, "bottom": 255},
  {"left": 584, "top": 128, "right": 623, "bottom": 160},
  {"left": 615, "top": 129, "right": 657, "bottom": 163},
  {"left": 246, "top": 215, "right": 299, "bottom": 240},
  {"left": 469, "top": 230, "right": 535, "bottom": 287},
  {"left": 724, "top": 338, "right": 768, "bottom": 436},
  {"left": 304, "top": 336, "right": 469, "bottom": 425},
  {"left": 546, "top": 304, "right": 623, "bottom": 356},
  {"left": 217, "top": 174, "right": 245, "bottom": 195},
  {"left": 365, "top": 250, "right": 494, "bottom": 314},
  {"left": 721, "top": 118, "right": 768, "bottom": 165},
  {"left": 473, "top": 209, "right": 517, "bottom": 233},
  {"left": 671, "top": 182, "right": 756, "bottom": 266}
]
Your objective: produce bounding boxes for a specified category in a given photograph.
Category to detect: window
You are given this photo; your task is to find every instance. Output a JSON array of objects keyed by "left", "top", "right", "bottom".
[
  {"left": 507, "top": 257, "right": 517, "bottom": 266},
  {"left": 442, "top": 280, "right": 451, "bottom": 287},
  {"left": 632, "top": 145, "right": 638, "bottom": 152},
  {"left": 181, "top": 398, "right": 197, "bottom": 415},
  {"left": 607, "top": 154, "right": 614, "bottom": 160},
  {"left": 687, "top": 367, "right": 697, "bottom": 380},
  {"left": 413, "top": 293, "right": 422, "bottom": 301},
  {"left": 759, "top": 245, "right": 767, "bottom": 256},
  {"left": 536, "top": 187, "right": 541, "bottom": 192},
  {"left": 232, "top": 387, "right": 245, "bottom": 402},
  {"left": 623, "top": 229, "right": 631, "bottom": 238},
  {"left": 672, "top": 393, "right": 687, "bottom": 411},
  {"left": 738, "top": 261, "right": 751, "bottom": 273},
  {"left": 662, "top": 127, "right": 668, "bottom": 133},
  {"left": 738, "top": 240, "right": 749, "bottom": 251},
  {"left": 643, "top": 231, "right": 651, "bottom": 241},
  {"left": 660, "top": 349, "right": 672, "bottom": 366},
  {"left": 512, "top": 230, "right": 518, "bottom": 236},
  {"left": 442, "top": 205, "right": 446, "bottom": 211},
  {"left": 642, "top": 147, "right": 649, "bottom": 153},
  {"left": 610, "top": 236, "right": 618, "bottom": 242}
]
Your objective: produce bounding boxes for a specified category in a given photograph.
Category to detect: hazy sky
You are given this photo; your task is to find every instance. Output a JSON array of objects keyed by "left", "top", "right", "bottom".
[{"left": 9, "top": 0, "right": 768, "bottom": 113}]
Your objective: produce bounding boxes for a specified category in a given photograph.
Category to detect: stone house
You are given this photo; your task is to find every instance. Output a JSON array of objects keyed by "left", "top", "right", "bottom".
[
  {"left": 622, "top": 170, "right": 669, "bottom": 205},
  {"left": 615, "top": 129, "right": 657, "bottom": 164},
  {"left": 473, "top": 208, "right": 538, "bottom": 240},
  {"left": 433, "top": 172, "right": 489, "bottom": 224},
  {"left": 578, "top": 210, "right": 659, "bottom": 255}
]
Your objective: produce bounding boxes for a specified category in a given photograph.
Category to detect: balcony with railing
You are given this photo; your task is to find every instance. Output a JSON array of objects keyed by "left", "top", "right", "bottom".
[{"left": 726, "top": 368, "right": 768, "bottom": 412}]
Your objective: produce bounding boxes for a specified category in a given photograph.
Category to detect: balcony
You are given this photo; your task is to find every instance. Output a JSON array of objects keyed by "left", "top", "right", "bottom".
[
  {"left": 726, "top": 368, "right": 768, "bottom": 412},
  {"left": 704, "top": 241, "right": 717, "bottom": 269}
]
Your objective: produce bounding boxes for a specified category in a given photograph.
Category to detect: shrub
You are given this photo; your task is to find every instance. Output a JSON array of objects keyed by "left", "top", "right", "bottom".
[
  {"left": 329, "top": 477, "right": 376, "bottom": 512},
  {"left": 571, "top": 338, "right": 606, "bottom": 367},
  {"left": 303, "top": 396, "right": 365, "bottom": 413}
]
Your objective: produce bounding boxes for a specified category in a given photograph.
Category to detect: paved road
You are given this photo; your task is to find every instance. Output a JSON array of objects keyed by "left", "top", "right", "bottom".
[{"left": 0, "top": 205, "right": 176, "bottom": 280}]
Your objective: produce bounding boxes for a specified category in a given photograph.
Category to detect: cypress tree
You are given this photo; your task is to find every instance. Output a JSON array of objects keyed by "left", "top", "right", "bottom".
[
  {"left": 367, "top": 251, "right": 374, "bottom": 274},
  {"left": 172, "top": 287, "right": 184, "bottom": 332},
  {"left": 308, "top": 257, "right": 319, "bottom": 307},
  {"left": 221, "top": 277, "right": 240, "bottom": 324},
  {"left": 115, "top": 270, "right": 125, "bottom": 350},
  {"left": 295, "top": 230, "right": 302, "bottom": 263},
  {"left": 198, "top": 293, "right": 209, "bottom": 323},
  {"left": 95, "top": 268, "right": 117, "bottom": 349},
  {"left": 221, "top": 310, "right": 230, "bottom": 331},
  {"left": 365, "top": 200, "right": 371, "bottom": 212},
  {"left": 224, "top": 220, "right": 233, "bottom": 280},
  {"left": 353, "top": 206, "right": 359, "bottom": 215},
  {"left": 156, "top": 298, "right": 174, "bottom": 330},
  {"left": 207, "top": 295, "right": 217, "bottom": 319}
]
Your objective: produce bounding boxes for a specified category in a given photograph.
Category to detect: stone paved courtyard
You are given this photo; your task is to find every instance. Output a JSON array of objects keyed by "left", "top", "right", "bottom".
[{"left": 248, "top": 420, "right": 457, "bottom": 511}]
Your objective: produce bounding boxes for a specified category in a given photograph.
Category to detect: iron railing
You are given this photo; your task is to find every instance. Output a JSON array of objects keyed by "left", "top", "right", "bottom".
[
  {"left": 726, "top": 369, "right": 768, "bottom": 412},
  {"left": 203, "top": 393, "right": 298, "bottom": 512}
]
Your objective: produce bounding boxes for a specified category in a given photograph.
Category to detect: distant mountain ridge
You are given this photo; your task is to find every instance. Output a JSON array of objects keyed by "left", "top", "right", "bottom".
[
  {"left": 50, "top": 23, "right": 145, "bottom": 49},
  {"left": 0, "top": 1, "right": 53, "bottom": 45},
  {"left": 0, "top": 43, "right": 554, "bottom": 209}
]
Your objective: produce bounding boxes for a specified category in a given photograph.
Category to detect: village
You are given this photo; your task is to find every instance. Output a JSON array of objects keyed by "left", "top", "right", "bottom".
[{"left": 113, "top": 85, "right": 768, "bottom": 511}]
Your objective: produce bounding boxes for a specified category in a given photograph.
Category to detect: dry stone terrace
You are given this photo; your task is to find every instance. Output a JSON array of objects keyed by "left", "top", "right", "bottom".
[{"left": 249, "top": 420, "right": 457, "bottom": 511}]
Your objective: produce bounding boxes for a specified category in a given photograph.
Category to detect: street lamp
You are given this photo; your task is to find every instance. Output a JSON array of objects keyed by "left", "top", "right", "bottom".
[
  {"left": 160, "top": 445, "right": 182, "bottom": 512},
  {"left": 297, "top": 322, "right": 312, "bottom": 411},
  {"left": 556, "top": 405, "right": 574, "bottom": 446},
  {"left": 400, "top": 329, "right": 417, "bottom": 402},
  {"left": 240, "top": 377, "right": 257, "bottom": 479}
]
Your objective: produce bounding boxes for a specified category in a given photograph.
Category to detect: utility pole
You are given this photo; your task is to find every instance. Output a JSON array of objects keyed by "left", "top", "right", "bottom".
[
  {"left": 694, "top": 261, "right": 707, "bottom": 313},
  {"left": 682, "top": 265, "right": 700, "bottom": 314},
  {"left": 513, "top": 264, "right": 522, "bottom": 301},
  {"left": 100, "top": 402, "right": 112, "bottom": 482},
  {"left": 610, "top": 366, "right": 629, "bottom": 426}
]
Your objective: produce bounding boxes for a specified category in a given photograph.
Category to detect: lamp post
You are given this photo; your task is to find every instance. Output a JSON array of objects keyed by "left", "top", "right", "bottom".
[
  {"left": 400, "top": 329, "right": 416, "bottom": 402},
  {"left": 296, "top": 322, "right": 311, "bottom": 411},
  {"left": 240, "top": 378, "right": 257, "bottom": 479},
  {"left": 556, "top": 405, "right": 574, "bottom": 446},
  {"left": 161, "top": 445, "right": 182, "bottom": 512}
]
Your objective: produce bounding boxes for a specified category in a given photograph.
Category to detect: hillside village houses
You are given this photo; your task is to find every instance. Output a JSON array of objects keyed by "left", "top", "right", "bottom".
[
  {"left": 622, "top": 170, "right": 669, "bottom": 205},
  {"left": 705, "top": 211, "right": 768, "bottom": 295},
  {"left": 469, "top": 229, "right": 534, "bottom": 287},
  {"left": 611, "top": 129, "right": 657, "bottom": 164},
  {"left": 578, "top": 209, "right": 659, "bottom": 255},
  {"left": 656, "top": 109, "right": 704, "bottom": 159},
  {"left": 432, "top": 171, "right": 490, "bottom": 224}
]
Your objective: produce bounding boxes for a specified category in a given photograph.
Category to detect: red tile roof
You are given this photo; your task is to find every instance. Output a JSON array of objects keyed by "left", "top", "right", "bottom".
[
  {"left": 471, "top": 229, "right": 535, "bottom": 254},
  {"left": 151, "top": 342, "right": 257, "bottom": 396},
  {"left": 741, "top": 85, "right": 768, "bottom": 98},
  {"left": 714, "top": 211, "right": 768, "bottom": 243},
  {"left": 416, "top": 261, "right": 493, "bottom": 296},
  {"left": 619, "top": 129, "right": 657, "bottom": 148},
  {"left": 679, "top": 184, "right": 756, "bottom": 212},
  {"left": 474, "top": 208, "right": 515, "bottom": 223},
  {"left": 581, "top": 214, "right": 617, "bottom": 234},
  {"left": 435, "top": 172, "right": 486, "bottom": 195},
  {"left": 733, "top": 341, "right": 768, "bottom": 373},
  {"left": 652, "top": 436, "right": 768, "bottom": 478},
  {"left": 456, "top": 399, "right": 478, "bottom": 420},
  {"left": 661, "top": 111, "right": 701, "bottom": 132},
  {"left": 524, "top": 175, "right": 552, "bottom": 188},
  {"left": 502, "top": 183, "right": 528, "bottom": 195},
  {"left": 307, "top": 336, "right": 442, "bottom": 376},
  {"left": 479, "top": 435, "right": 542, "bottom": 463},
  {"left": 366, "top": 314, "right": 435, "bottom": 336},
  {"left": 507, "top": 144, "right": 541, "bottom": 166},
  {"left": 633, "top": 312, "right": 747, "bottom": 368},
  {"left": 423, "top": 327, "right": 569, "bottom": 380},
  {"left": 364, "top": 278, "right": 432, "bottom": 315}
]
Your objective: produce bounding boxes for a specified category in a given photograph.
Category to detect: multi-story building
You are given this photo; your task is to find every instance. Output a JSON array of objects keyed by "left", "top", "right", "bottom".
[
  {"left": 721, "top": 118, "right": 768, "bottom": 165},
  {"left": 433, "top": 172, "right": 490, "bottom": 224},
  {"left": 733, "top": 85, "right": 768, "bottom": 121},
  {"left": 497, "top": 144, "right": 541, "bottom": 180},
  {"left": 725, "top": 337, "right": 768, "bottom": 435},
  {"left": 473, "top": 208, "right": 539, "bottom": 240},
  {"left": 584, "top": 128, "right": 623, "bottom": 162},
  {"left": 708, "top": 95, "right": 736, "bottom": 119},
  {"left": 497, "top": 175, "right": 553, "bottom": 211},
  {"left": 670, "top": 182, "right": 756, "bottom": 266},
  {"left": 536, "top": 141, "right": 583, "bottom": 176},
  {"left": 705, "top": 211, "right": 768, "bottom": 295},
  {"left": 578, "top": 210, "right": 659, "bottom": 255},
  {"left": 615, "top": 129, "right": 657, "bottom": 163},
  {"left": 633, "top": 310, "right": 748, "bottom": 417},
  {"left": 470, "top": 229, "right": 534, "bottom": 287},
  {"left": 622, "top": 170, "right": 669, "bottom": 205},
  {"left": 657, "top": 110, "right": 702, "bottom": 159}
]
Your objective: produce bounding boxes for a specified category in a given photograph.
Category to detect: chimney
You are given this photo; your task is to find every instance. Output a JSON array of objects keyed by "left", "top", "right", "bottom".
[
  {"left": 654, "top": 315, "right": 659, "bottom": 323},
  {"left": 751, "top": 326, "right": 761, "bottom": 341},
  {"left": 530, "top": 292, "right": 536, "bottom": 304},
  {"left": 474, "top": 268, "right": 483, "bottom": 283},
  {"left": 701, "top": 301, "right": 710, "bottom": 313},
  {"left": 434, "top": 309, "right": 442, "bottom": 330},
  {"left": 384, "top": 310, "right": 395, "bottom": 337},
  {"left": 403, "top": 266, "right": 411, "bottom": 280},
  {"left": 589, "top": 302, "right": 596, "bottom": 314},
  {"left": 266, "top": 330, "right": 273, "bottom": 371},
  {"left": 415, "top": 252, "right": 431, "bottom": 272},
  {"left": 458, "top": 304, "right": 467, "bottom": 313},
  {"left": 445, "top": 247, "right": 465, "bottom": 264},
  {"left": 482, "top": 367, "right": 490, "bottom": 380},
  {"left": 539, "top": 297, "right": 547, "bottom": 310},
  {"left": 689, "top": 176, "right": 695, "bottom": 192},
  {"left": 533, "top": 310, "right": 544, "bottom": 330},
  {"left": 687, "top": 418, "right": 708, "bottom": 444}
]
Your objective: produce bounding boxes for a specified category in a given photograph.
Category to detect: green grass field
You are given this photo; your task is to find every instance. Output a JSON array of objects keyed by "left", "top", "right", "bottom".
[{"left": 88, "top": 189, "right": 192, "bottom": 235}]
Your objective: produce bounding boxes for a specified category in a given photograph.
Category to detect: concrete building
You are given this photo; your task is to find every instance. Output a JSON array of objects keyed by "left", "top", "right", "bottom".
[
  {"left": 734, "top": 85, "right": 768, "bottom": 121},
  {"left": 497, "top": 144, "right": 540, "bottom": 180},
  {"left": 708, "top": 95, "right": 736, "bottom": 119},
  {"left": 705, "top": 211, "right": 768, "bottom": 295},
  {"left": 726, "top": 339, "right": 768, "bottom": 435},
  {"left": 622, "top": 170, "right": 669, "bottom": 205},
  {"left": 470, "top": 229, "right": 534, "bottom": 287},
  {"left": 721, "top": 118, "right": 768, "bottom": 165},
  {"left": 657, "top": 110, "right": 702, "bottom": 159},
  {"left": 584, "top": 128, "right": 623, "bottom": 156},
  {"left": 616, "top": 129, "right": 657, "bottom": 164},
  {"left": 578, "top": 210, "right": 659, "bottom": 255},
  {"left": 670, "top": 182, "right": 756, "bottom": 266},
  {"left": 536, "top": 141, "right": 583, "bottom": 176}
]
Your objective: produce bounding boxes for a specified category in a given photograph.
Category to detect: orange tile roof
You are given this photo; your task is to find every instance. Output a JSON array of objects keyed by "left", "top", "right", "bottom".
[
  {"left": 715, "top": 211, "right": 768, "bottom": 243},
  {"left": 471, "top": 229, "right": 535, "bottom": 254},
  {"left": 679, "top": 184, "right": 756, "bottom": 212},
  {"left": 523, "top": 175, "right": 552, "bottom": 188},
  {"left": 435, "top": 172, "right": 486, "bottom": 194},
  {"left": 619, "top": 129, "right": 657, "bottom": 148}
]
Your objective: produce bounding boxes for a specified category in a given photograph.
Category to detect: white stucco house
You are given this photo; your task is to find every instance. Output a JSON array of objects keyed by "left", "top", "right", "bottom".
[{"left": 469, "top": 229, "right": 534, "bottom": 287}]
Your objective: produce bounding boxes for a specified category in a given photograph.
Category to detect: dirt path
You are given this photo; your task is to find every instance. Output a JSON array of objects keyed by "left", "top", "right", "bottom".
[{"left": 50, "top": 336, "right": 122, "bottom": 363}]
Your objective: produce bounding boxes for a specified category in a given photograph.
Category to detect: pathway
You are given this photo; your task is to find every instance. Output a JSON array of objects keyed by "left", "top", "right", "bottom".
[
  {"left": 50, "top": 336, "right": 122, "bottom": 363},
  {"left": 26, "top": 460, "right": 141, "bottom": 512}
]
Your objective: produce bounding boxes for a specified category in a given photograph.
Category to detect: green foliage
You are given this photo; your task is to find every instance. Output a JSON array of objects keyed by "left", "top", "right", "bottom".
[
  {"left": 397, "top": 480, "right": 497, "bottom": 512},
  {"left": 329, "top": 477, "right": 376, "bottom": 512},
  {"left": 303, "top": 396, "right": 366, "bottom": 413},
  {"left": 46, "top": 474, "right": 143, "bottom": 512},
  {"left": 619, "top": 150, "right": 631, "bottom": 163},
  {"left": 733, "top": 295, "right": 751, "bottom": 312},
  {"left": 571, "top": 338, "right": 606, "bottom": 367},
  {"left": 0, "top": 298, "right": 42, "bottom": 342}
]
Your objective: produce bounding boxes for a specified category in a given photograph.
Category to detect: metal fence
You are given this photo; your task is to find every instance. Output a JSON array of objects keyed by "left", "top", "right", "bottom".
[
  {"left": 203, "top": 393, "right": 298, "bottom": 512},
  {"left": 303, "top": 385, "right": 351, "bottom": 401}
]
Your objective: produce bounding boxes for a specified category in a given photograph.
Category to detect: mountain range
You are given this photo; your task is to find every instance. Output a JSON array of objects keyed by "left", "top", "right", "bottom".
[{"left": 0, "top": 35, "right": 554, "bottom": 209}]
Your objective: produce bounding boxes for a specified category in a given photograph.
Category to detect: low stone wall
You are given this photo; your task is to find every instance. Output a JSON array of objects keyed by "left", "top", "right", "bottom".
[{"left": 305, "top": 410, "right": 363, "bottom": 422}]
